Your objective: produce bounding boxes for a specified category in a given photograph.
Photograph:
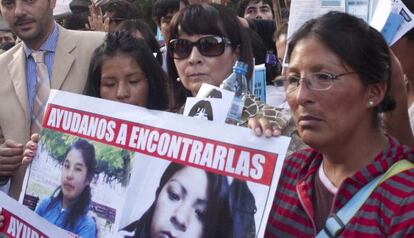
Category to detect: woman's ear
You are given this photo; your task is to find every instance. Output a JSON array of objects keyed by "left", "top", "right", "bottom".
[{"left": 366, "top": 81, "right": 387, "bottom": 108}]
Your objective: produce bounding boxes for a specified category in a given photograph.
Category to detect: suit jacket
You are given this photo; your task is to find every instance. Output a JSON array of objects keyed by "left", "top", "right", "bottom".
[{"left": 0, "top": 25, "right": 105, "bottom": 199}]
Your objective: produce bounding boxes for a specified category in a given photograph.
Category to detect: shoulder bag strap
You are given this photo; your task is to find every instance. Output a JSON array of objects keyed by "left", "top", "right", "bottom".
[{"left": 316, "top": 159, "right": 414, "bottom": 238}]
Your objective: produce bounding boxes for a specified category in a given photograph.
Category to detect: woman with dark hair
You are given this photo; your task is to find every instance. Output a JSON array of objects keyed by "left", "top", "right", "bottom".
[
  {"left": 115, "top": 19, "right": 163, "bottom": 65},
  {"left": 166, "top": 3, "right": 254, "bottom": 112},
  {"left": 35, "top": 139, "right": 97, "bottom": 238},
  {"left": 166, "top": 3, "right": 286, "bottom": 136},
  {"left": 84, "top": 31, "right": 168, "bottom": 110},
  {"left": 265, "top": 11, "right": 414, "bottom": 237},
  {"left": 188, "top": 100, "right": 213, "bottom": 120},
  {"left": 23, "top": 32, "right": 169, "bottom": 162},
  {"left": 123, "top": 163, "right": 233, "bottom": 238}
]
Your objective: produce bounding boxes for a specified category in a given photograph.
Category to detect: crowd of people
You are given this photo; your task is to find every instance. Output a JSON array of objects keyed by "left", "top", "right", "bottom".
[{"left": 1, "top": 0, "right": 414, "bottom": 237}]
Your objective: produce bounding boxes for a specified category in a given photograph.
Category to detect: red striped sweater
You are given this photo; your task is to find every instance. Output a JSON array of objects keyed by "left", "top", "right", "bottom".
[{"left": 265, "top": 136, "right": 414, "bottom": 237}]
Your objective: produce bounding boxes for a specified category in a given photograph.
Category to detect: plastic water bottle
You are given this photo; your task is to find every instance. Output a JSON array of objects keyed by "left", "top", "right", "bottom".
[{"left": 220, "top": 61, "right": 249, "bottom": 125}]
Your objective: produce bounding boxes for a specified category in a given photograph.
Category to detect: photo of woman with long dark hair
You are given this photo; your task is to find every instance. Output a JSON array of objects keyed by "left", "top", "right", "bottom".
[
  {"left": 35, "top": 139, "right": 97, "bottom": 238},
  {"left": 122, "top": 163, "right": 234, "bottom": 238},
  {"left": 188, "top": 100, "right": 214, "bottom": 121}
]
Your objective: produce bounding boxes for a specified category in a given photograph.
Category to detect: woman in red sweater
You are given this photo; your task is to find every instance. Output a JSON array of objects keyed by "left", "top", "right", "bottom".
[{"left": 265, "top": 11, "right": 414, "bottom": 237}]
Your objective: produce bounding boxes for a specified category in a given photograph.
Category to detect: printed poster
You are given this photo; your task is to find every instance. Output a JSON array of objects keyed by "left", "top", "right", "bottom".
[
  {"left": 1, "top": 90, "right": 290, "bottom": 238},
  {"left": 183, "top": 97, "right": 228, "bottom": 123},
  {"left": 0, "top": 192, "right": 73, "bottom": 238}
]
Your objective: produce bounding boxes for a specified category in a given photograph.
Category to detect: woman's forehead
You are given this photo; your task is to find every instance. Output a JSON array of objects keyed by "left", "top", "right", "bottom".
[
  {"left": 66, "top": 149, "right": 85, "bottom": 163},
  {"left": 178, "top": 32, "right": 218, "bottom": 40},
  {"left": 169, "top": 167, "right": 208, "bottom": 197},
  {"left": 176, "top": 19, "right": 225, "bottom": 38},
  {"left": 289, "top": 37, "right": 344, "bottom": 71}
]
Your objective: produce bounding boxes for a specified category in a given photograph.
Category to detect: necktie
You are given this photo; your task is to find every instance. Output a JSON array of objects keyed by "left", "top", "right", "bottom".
[{"left": 30, "top": 51, "right": 50, "bottom": 134}]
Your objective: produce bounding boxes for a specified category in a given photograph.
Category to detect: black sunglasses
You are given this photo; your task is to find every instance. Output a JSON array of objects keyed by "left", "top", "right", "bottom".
[{"left": 168, "top": 36, "right": 233, "bottom": 59}]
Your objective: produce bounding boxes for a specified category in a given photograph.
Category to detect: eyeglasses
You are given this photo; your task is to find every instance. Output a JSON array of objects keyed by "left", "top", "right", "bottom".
[
  {"left": 276, "top": 71, "right": 359, "bottom": 92},
  {"left": 168, "top": 36, "right": 232, "bottom": 59}
]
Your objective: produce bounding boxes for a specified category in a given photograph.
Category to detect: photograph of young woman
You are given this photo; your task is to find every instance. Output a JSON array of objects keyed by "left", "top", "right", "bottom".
[
  {"left": 122, "top": 162, "right": 233, "bottom": 238},
  {"left": 35, "top": 139, "right": 97, "bottom": 238}
]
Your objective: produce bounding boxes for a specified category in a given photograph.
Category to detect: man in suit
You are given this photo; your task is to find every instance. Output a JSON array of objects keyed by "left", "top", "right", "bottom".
[{"left": 0, "top": 0, "right": 105, "bottom": 199}]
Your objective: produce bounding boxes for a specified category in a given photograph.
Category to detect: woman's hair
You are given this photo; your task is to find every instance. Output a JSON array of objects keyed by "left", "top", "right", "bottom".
[
  {"left": 84, "top": 31, "right": 168, "bottom": 110},
  {"left": 206, "top": 89, "right": 222, "bottom": 98},
  {"left": 131, "top": 163, "right": 232, "bottom": 237},
  {"left": 286, "top": 11, "right": 395, "bottom": 125},
  {"left": 47, "top": 139, "right": 96, "bottom": 230},
  {"left": 188, "top": 100, "right": 213, "bottom": 120},
  {"left": 115, "top": 19, "right": 163, "bottom": 65},
  {"left": 166, "top": 3, "right": 254, "bottom": 112}
]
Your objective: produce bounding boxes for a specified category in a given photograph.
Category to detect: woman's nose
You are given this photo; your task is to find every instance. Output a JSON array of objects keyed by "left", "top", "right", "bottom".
[
  {"left": 65, "top": 169, "right": 74, "bottom": 180},
  {"left": 170, "top": 204, "right": 191, "bottom": 232},
  {"left": 295, "top": 79, "right": 314, "bottom": 106},
  {"left": 116, "top": 81, "right": 130, "bottom": 100},
  {"left": 188, "top": 46, "right": 203, "bottom": 65}
]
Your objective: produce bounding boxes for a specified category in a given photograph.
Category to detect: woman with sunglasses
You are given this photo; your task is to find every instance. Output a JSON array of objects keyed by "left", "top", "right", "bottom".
[
  {"left": 265, "top": 12, "right": 414, "bottom": 237},
  {"left": 166, "top": 3, "right": 286, "bottom": 136}
]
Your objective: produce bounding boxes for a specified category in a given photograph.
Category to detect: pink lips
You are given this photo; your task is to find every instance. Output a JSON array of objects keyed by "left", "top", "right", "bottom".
[
  {"left": 160, "top": 231, "right": 176, "bottom": 238},
  {"left": 297, "top": 114, "right": 322, "bottom": 127},
  {"left": 63, "top": 182, "right": 74, "bottom": 191},
  {"left": 187, "top": 72, "right": 207, "bottom": 78}
]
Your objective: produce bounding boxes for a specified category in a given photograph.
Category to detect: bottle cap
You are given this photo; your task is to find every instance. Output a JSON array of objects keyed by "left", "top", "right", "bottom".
[{"left": 233, "top": 61, "right": 248, "bottom": 75}]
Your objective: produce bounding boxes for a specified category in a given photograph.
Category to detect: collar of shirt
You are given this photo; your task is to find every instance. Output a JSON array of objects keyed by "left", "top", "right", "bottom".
[
  {"left": 23, "top": 22, "right": 59, "bottom": 57},
  {"left": 295, "top": 135, "right": 413, "bottom": 213}
]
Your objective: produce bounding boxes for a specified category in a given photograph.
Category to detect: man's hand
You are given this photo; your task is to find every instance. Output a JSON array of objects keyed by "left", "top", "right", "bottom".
[
  {"left": 22, "top": 134, "right": 39, "bottom": 165},
  {"left": 0, "top": 140, "right": 23, "bottom": 177},
  {"left": 248, "top": 117, "right": 282, "bottom": 138},
  {"left": 86, "top": 4, "right": 109, "bottom": 32}
]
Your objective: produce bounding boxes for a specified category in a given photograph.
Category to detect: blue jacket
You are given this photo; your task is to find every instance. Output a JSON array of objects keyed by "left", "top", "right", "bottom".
[{"left": 35, "top": 197, "right": 97, "bottom": 238}]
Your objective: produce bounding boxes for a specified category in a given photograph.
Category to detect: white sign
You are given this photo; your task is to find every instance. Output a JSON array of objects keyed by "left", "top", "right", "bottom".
[{"left": 10, "top": 90, "right": 291, "bottom": 238}]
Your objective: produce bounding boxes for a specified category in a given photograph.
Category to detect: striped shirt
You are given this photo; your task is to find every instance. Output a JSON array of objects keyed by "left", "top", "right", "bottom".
[
  {"left": 23, "top": 23, "right": 59, "bottom": 121},
  {"left": 265, "top": 135, "right": 414, "bottom": 237}
]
